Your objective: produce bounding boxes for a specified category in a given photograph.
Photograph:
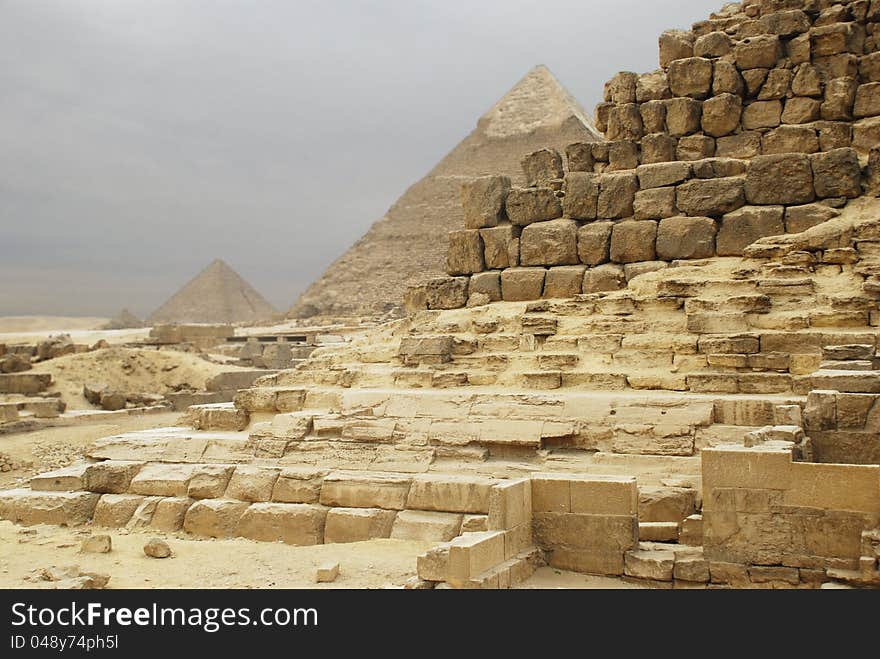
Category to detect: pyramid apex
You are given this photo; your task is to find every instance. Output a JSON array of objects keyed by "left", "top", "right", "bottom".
[
  {"left": 478, "top": 65, "right": 601, "bottom": 140},
  {"left": 148, "top": 259, "right": 278, "bottom": 325}
]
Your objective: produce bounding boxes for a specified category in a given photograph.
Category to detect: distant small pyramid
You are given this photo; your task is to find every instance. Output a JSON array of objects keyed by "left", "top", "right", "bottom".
[
  {"left": 149, "top": 259, "right": 278, "bottom": 325},
  {"left": 102, "top": 308, "right": 144, "bottom": 330},
  {"left": 288, "top": 65, "right": 599, "bottom": 319}
]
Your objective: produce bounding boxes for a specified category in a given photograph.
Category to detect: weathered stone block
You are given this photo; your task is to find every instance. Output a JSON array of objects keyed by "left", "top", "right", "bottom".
[
  {"left": 742, "top": 100, "right": 782, "bottom": 129},
  {"left": 506, "top": 188, "right": 562, "bottom": 226},
  {"left": 717, "top": 206, "right": 785, "bottom": 256},
  {"left": 480, "top": 225, "right": 519, "bottom": 270},
  {"left": 425, "top": 277, "right": 468, "bottom": 310},
  {"left": 665, "top": 97, "right": 703, "bottom": 137},
  {"left": 469, "top": 270, "right": 502, "bottom": 302},
  {"left": 522, "top": 149, "right": 563, "bottom": 187},
  {"left": 734, "top": 35, "right": 781, "bottom": 69},
  {"left": 701, "top": 93, "right": 742, "bottom": 137},
  {"left": 461, "top": 176, "right": 511, "bottom": 229},
  {"left": 610, "top": 221, "right": 658, "bottom": 264},
  {"left": 446, "top": 230, "right": 485, "bottom": 275},
  {"left": 562, "top": 172, "right": 599, "bottom": 220},
  {"left": 668, "top": 58, "right": 714, "bottom": 99},
  {"left": 676, "top": 177, "right": 745, "bottom": 217},
  {"left": 544, "top": 266, "right": 586, "bottom": 298},
  {"left": 237, "top": 503, "right": 326, "bottom": 545},
  {"left": 634, "top": 187, "right": 677, "bottom": 220},
  {"left": 501, "top": 268, "right": 545, "bottom": 301},
  {"left": 597, "top": 172, "right": 638, "bottom": 219},
  {"left": 656, "top": 216, "right": 717, "bottom": 260},
  {"left": 183, "top": 499, "right": 250, "bottom": 538},
  {"left": 577, "top": 222, "right": 613, "bottom": 266},
  {"left": 637, "top": 161, "right": 691, "bottom": 189},
  {"left": 324, "top": 507, "right": 395, "bottom": 544},
  {"left": 583, "top": 264, "right": 626, "bottom": 293},
  {"left": 811, "top": 148, "right": 862, "bottom": 198},
  {"left": 520, "top": 219, "right": 579, "bottom": 267},
  {"left": 745, "top": 154, "right": 815, "bottom": 205}
]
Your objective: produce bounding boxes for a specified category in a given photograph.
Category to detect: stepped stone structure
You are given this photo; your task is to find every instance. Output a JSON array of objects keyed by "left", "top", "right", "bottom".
[
  {"left": 4, "top": 0, "right": 880, "bottom": 589},
  {"left": 149, "top": 259, "right": 278, "bottom": 325},
  {"left": 102, "top": 309, "right": 144, "bottom": 330},
  {"left": 288, "top": 66, "right": 601, "bottom": 319}
]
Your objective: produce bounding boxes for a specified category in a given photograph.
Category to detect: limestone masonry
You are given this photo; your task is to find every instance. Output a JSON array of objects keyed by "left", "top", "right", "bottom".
[{"left": 3, "top": 0, "right": 880, "bottom": 590}]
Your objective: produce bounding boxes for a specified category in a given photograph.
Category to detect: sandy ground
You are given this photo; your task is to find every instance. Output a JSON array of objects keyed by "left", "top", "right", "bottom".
[
  {"left": 0, "top": 316, "right": 108, "bottom": 334},
  {"left": 517, "top": 567, "right": 647, "bottom": 589},
  {"left": 0, "top": 316, "right": 152, "bottom": 346},
  {"left": 0, "top": 521, "right": 432, "bottom": 589},
  {"left": 0, "top": 412, "right": 181, "bottom": 489},
  {"left": 34, "top": 348, "right": 244, "bottom": 410}
]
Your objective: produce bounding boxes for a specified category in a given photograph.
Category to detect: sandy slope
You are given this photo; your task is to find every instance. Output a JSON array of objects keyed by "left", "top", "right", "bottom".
[{"left": 36, "top": 348, "right": 246, "bottom": 410}]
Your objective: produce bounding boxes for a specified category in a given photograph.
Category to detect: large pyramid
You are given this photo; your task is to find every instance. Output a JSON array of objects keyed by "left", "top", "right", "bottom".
[
  {"left": 289, "top": 65, "right": 601, "bottom": 319},
  {"left": 149, "top": 259, "right": 278, "bottom": 325}
]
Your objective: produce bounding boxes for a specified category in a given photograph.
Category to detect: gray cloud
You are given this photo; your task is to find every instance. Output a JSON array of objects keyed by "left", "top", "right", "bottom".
[{"left": 0, "top": 0, "right": 712, "bottom": 317}]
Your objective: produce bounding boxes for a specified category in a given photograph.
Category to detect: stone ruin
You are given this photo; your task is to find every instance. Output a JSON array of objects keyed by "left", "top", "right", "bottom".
[{"left": 2, "top": 0, "right": 880, "bottom": 589}]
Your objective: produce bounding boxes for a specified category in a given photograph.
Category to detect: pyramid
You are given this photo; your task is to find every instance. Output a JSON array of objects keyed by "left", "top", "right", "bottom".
[
  {"left": 101, "top": 308, "right": 144, "bottom": 330},
  {"left": 289, "top": 65, "right": 600, "bottom": 319},
  {"left": 149, "top": 259, "right": 278, "bottom": 325}
]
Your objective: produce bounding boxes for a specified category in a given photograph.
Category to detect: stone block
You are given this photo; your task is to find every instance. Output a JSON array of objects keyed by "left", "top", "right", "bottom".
[
  {"left": 676, "top": 134, "right": 716, "bottom": 161},
  {"left": 577, "top": 222, "right": 613, "bottom": 266},
  {"left": 668, "top": 58, "right": 714, "bottom": 99},
  {"left": 717, "top": 206, "right": 785, "bottom": 256},
  {"left": 665, "top": 98, "right": 703, "bottom": 137},
  {"left": 716, "top": 131, "right": 762, "bottom": 158},
  {"left": 583, "top": 262, "right": 626, "bottom": 293},
  {"left": 745, "top": 154, "right": 815, "bottom": 205},
  {"left": 565, "top": 142, "right": 594, "bottom": 172},
  {"left": 522, "top": 149, "right": 563, "bottom": 187},
  {"left": 406, "top": 474, "right": 496, "bottom": 514},
  {"left": 424, "top": 277, "right": 468, "bottom": 310},
  {"left": 185, "top": 465, "right": 234, "bottom": 499},
  {"left": 763, "top": 125, "right": 819, "bottom": 154},
  {"left": 634, "top": 187, "right": 677, "bottom": 220},
  {"left": 610, "top": 221, "right": 657, "bottom": 263},
  {"left": 323, "top": 507, "right": 396, "bottom": 544},
  {"left": 637, "top": 161, "right": 691, "bottom": 190},
  {"left": 480, "top": 225, "right": 519, "bottom": 270},
  {"left": 676, "top": 177, "right": 745, "bottom": 216},
  {"left": 271, "top": 467, "right": 326, "bottom": 504},
  {"left": 150, "top": 498, "right": 193, "bottom": 532},
  {"left": 319, "top": 471, "right": 411, "bottom": 510},
  {"left": 562, "top": 172, "right": 599, "bottom": 220},
  {"left": 462, "top": 176, "right": 511, "bottom": 229},
  {"left": 810, "top": 148, "right": 862, "bottom": 198},
  {"left": 92, "top": 494, "right": 143, "bottom": 527},
  {"left": 624, "top": 549, "right": 675, "bottom": 581},
  {"left": 734, "top": 35, "right": 781, "bottom": 69},
  {"left": 597, "top": 172, "right": 638, "bottom": 219},
  {"left": 607, "top": 105, "right": 644, "bottom": 142},
  {"left": 543, "top": 265, "right": 585, "bottom": 298},
  {"left": 446, "top": 230, "right": 485, "bottom": 275},
  {"left": 506, "top": 188, "right": 562, "bottom": 226},
  {"left": 520, "top": 219, "right": 579, "bottom": 267},
  {"left": 183, "top": 499, "right": 250, "bottom": 538},
  {"left": 501, "top": 268, "right": 545, "bottom": 301},
  {"left": 656, "top": 216, "right": 716, "bottom": 260},
  {"left": 129, "top": 464, "right": 195, "bottom": 498},
  {"left": 237, "top": 502, "right": 326, "bottom": 545},
  {"left": 391, "top": 510, "right": 463, "bottom": 542},
  {"left": 225, "top": 466, "right": 281, "bottom": 502},
  {"left": 469, "top": 271, "right": 502, "bottom": 302},
  {"left": 742, "top": 100, "right": 782, "bottom": 129},
  {"left": 701, "top": 93, "right": 742, "bottom": 137},
  {"left": 659, "top": 30, "right": 694, "bottom": 68}
]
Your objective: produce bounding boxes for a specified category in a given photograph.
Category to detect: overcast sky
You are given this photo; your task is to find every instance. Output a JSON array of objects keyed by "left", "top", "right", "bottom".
[{"left": 0, "top": 0, "right": 713, "bottom": 318}]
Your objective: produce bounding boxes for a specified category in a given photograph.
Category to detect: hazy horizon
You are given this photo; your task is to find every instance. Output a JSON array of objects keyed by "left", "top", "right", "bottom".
[{"left": 1, "top": 0, "right": 713, "bottom": 318}]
